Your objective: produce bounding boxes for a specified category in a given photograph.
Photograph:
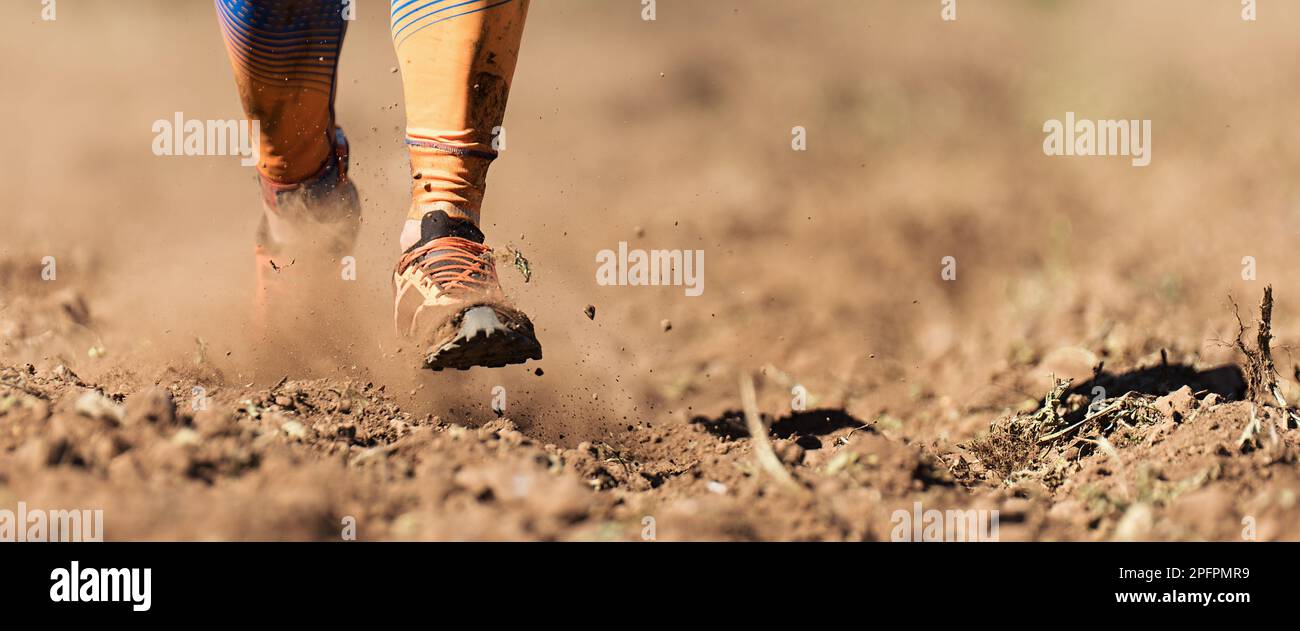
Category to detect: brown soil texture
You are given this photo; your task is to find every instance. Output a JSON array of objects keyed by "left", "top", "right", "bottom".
[{"left": 4, "top": 1, "right": 1300, "bottom": 540}]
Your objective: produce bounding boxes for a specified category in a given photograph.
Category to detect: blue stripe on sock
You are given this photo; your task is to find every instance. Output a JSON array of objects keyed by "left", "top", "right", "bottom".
[{"left": 391, "top": 0, "right": 515, "bottom": 48}]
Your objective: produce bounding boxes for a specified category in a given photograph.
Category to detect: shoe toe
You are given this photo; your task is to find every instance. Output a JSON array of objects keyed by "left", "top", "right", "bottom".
[{"left": 424, "top": 305, "right": 542, "bottom": 371}]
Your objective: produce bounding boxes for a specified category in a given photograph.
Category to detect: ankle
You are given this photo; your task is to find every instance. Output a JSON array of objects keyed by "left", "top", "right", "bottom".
[{"left": 400, "top": 203, "right": 482, "bottom": 252}]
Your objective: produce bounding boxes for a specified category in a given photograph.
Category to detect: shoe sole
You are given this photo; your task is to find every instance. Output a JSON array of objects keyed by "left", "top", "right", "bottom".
[{"left": 424, "top": 305, "right": 543, "bottom": 371}]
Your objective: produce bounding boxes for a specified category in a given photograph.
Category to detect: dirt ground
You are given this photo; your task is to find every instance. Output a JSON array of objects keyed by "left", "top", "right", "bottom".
[{"left": 3, "top": 0, "right": 1300, "bottom": 541}]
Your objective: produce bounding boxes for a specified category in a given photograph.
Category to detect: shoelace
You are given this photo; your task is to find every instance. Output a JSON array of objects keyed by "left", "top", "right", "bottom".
[{"left": 397, "top": 236, "right": 496, "bottom": 297}]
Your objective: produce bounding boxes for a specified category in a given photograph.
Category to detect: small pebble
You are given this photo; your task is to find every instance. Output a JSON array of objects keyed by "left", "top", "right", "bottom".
[{"left": 281, "top": 420, "right": 308, "bottom": 440}]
